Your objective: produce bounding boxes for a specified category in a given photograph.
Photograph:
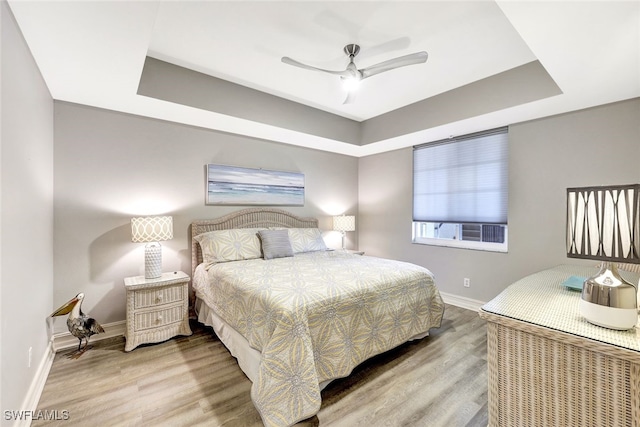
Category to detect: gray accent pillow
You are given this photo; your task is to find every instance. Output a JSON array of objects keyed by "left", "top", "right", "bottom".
[{"left": 259, "top": 229, "right": 294, "bottom": 260}]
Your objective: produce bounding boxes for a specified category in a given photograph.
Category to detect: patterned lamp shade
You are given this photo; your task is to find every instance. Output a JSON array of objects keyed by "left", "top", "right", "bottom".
[
  {"left": 567, "top": 185, "right": 639, "bottom": 263},
  {"left": 131, "top": 216, "right": 173, "bottom": 243},
  {"left": 333, "top": 215, "right": 356, "bottom": 232},
  {"left": 567, "top": 184, "right": 640, "bottom": 330},
  {"left": 131, "top": 216, "right": 173, "bottom": 279}
]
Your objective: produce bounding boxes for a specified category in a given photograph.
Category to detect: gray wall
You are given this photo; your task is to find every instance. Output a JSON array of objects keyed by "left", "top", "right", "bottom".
[
  {"left": 359, "top": 98, "right": 640, "bottom": 303},
  {"left": 1, "top": 0, "right": 54, "bottom": 419},
  {"left": 53, "top": 102, "right": 359, "bottom": 329}
]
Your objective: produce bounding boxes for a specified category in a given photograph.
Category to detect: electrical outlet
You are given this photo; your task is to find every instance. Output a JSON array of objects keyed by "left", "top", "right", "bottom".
[
  {"left": 464, "top": 278, "right": 470, "bottom": 288},
  {"left": 28, "top": 347, "right": 32, "bottom": 368}
]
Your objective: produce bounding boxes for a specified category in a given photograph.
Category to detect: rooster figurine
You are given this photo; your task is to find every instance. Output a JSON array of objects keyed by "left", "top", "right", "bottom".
[{"left": 50, "top": 293, "right": 104, "bottom": 352}]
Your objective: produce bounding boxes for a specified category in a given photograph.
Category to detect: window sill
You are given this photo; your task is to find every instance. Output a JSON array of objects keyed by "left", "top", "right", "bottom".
[{"left": 412, "top": 237, "right": 508, "bottom": 253}]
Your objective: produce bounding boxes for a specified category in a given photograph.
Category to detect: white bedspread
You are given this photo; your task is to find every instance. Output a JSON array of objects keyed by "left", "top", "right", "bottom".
[{"left": 193, "top": 250, "right": 444, "bottom": 426}]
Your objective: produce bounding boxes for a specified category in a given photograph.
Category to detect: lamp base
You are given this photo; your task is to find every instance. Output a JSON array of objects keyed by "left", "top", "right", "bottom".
[
  {"left": 579, "top": 299, "right": 637, "bottom": 330},
  {"left": 144, "top": 242, "right": 162, "bottom": 279},
  {"left": 579, "top": 262, "right": 637, "bottom": 330}
]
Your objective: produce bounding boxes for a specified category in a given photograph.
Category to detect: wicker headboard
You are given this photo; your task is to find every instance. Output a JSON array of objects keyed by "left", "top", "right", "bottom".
[{"left": 190, "top": 208, "right": 318, "bottom": 277}]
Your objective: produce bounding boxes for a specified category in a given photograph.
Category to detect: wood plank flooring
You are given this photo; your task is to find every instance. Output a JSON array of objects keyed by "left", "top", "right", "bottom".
[{"left": 34, "top": 304, "right": 487, "bottom": 426}]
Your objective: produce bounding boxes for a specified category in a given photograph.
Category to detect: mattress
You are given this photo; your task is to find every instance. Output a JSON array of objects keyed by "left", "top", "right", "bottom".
[{"left": 193, "top": 250, "right": 444, "bottom": 426}]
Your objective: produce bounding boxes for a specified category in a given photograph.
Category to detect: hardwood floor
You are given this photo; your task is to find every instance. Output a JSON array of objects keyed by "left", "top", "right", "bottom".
[{"left": 34, "top": 304, "right": 487, "bottom": 426}]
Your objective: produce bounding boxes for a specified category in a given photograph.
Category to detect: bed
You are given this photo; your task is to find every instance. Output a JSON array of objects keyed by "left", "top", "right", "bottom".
[{"left": 191, "top": 208, "right": 444, "bottom": 426}]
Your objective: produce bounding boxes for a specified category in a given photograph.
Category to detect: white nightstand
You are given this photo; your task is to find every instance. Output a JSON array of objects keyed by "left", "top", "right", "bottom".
[{"left": 124, "top": 271, "right": 192, "bottom": 352}]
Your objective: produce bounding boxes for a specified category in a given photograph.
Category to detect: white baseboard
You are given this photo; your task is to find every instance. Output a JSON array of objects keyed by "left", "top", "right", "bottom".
[
  {"left": 14, "top": 321, "right": 126, "bottom": 427},
  {"left": 51, "top": 320, "right": 126, "bottom": 351},
  {"left": 439, "top": 291, "right": 486, "bottom": 312},
  {"left": 14, "top": 341, "right": 55, "bottom": 427}
]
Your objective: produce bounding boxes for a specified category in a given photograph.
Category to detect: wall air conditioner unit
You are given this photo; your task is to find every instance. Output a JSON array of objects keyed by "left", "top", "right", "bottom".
[
  {"left": 461, "top": 224, "right": 482, "bottom": 242},
  {"left": 461, "top": 224, "right": 505, "bottom": 243}
]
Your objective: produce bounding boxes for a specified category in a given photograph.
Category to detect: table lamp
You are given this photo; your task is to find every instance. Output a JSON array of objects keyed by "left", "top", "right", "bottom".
[
  {"left": 131, "top": 216, "right": 173, "bottom": 279},
  {"left": 567, "top": 184, "right": 639, "bottom": 330},
  {"left": 333, "top": 215, "right": 355, "bottom": 250}
]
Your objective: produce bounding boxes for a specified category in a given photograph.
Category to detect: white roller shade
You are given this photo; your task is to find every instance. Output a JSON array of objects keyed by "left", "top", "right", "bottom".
[{"left": 413, "top": 128, "right": 508, "bottom": 224}]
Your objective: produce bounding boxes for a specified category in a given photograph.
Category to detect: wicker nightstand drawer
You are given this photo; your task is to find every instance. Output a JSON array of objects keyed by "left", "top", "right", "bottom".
[
  {"left": 134, "top": 285, "right": 184, "bottom": 309},
  {"left": 124, "top": 271, "right": 192, "bottom": 352},
  {"left": 134, "top": 305, "right": 183, "bottom": 331}
]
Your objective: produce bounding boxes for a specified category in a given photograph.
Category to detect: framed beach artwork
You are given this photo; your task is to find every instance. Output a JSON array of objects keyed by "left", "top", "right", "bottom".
[{"left": 206, "top": 164, "right": 305, "bottom": 206}]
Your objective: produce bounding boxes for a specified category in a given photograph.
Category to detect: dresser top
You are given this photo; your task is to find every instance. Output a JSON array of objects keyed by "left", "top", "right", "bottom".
[
  {"left": 124, "top": 270, "right": 189, "bottom": 288},
  {"left": 481, "top": 264, "right": 640, "bottom": 352}
]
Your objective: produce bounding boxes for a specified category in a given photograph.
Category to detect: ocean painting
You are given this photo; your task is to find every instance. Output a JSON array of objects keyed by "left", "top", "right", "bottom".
[{"left": 206, "top": 164, "right": 305, "bottom": 206}]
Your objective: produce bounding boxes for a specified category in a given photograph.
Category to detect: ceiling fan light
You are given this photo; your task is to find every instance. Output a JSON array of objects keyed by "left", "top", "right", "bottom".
[{"left": 342, "top": 77, "right": 360, "bottom": 92}]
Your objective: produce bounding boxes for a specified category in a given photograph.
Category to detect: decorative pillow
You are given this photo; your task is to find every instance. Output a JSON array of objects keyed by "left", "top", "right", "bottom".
[
  {"left": 195, "top": 228, "right": 264, "bottom": 265},
  {"left": 615, "top": 263, "right": 640, "bottom": 308},
  {"left": 617, "top": 263, "right": 640, "bottom": 274},
  {"left": 596, "top": 262, "right": 640, "bottom": 274},
  {"left": 286, "top": 228, "right": 327, "bottom": 253},
  {"left": 258, "top": 229, "right": 294, "bottom": 260}
]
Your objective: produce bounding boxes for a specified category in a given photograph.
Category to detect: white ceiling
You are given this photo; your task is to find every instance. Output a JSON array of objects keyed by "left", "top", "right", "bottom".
[
  {"left": 147, "top": 1, "right": 536, "bottom": 121},
  {"left": 8, "top": 1, "right": 640, "bottom": 157}
]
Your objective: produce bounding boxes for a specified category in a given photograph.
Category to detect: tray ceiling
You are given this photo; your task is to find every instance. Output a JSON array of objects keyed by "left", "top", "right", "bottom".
[{"left": 8, "top": 1, "right": 640, "bottom": 157}]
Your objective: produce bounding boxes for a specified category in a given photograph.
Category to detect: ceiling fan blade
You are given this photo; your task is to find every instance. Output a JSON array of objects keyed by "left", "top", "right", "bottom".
[
  {"left": 281, "top": 57, "right": 352, "bottom": 77},
  {"left": 360, "top": 51, "right": 428, "bottom": 79},
  {"left": 343, "top": 90, "right": 357, "bottom": 105}
]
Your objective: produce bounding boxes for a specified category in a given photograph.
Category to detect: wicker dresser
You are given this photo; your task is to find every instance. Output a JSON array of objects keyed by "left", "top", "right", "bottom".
[
  {"left": 479, "top": 265, "right": 640, "bottom": 427},
  {"left": 124, "top": 271, "right": 192, "bottom": 352}
]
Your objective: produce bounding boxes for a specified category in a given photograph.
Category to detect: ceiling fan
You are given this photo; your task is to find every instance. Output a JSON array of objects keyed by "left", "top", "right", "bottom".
[{"left": 281, "top": 43, "right": 428, "bottom": 104}]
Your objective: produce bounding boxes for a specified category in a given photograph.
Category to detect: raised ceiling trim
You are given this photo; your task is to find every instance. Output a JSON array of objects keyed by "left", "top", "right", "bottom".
[
  {"left": 138, "top": 57, "right": 363, "bottom": 146},
  {"left": 361, "top": 61, "right": 562, "bottom": 144},
  {"left": 139, "top": 57, "right": 561, "bottom": 148}
]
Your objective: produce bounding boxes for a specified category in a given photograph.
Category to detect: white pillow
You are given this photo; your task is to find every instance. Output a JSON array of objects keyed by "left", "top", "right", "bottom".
[
  {"left": 616, "top": 263, "right": 640, "bottom": 309},
  {"left": 596, "top": 262, "right": 640, "bottom": 274},
  {"left": 275, "top": 228, "right": 327, "bottom": 253},
  {"left": 617, "top": 263, "right": 640, "bottom": 274},
  {"left": 195, "top": 228, "right": 265, "bottom": 265}
]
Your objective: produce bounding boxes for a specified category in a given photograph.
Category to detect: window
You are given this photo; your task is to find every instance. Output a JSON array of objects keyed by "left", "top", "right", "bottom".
[{"left": 412, "top": 127, "right": 508, "bottom": 252}]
